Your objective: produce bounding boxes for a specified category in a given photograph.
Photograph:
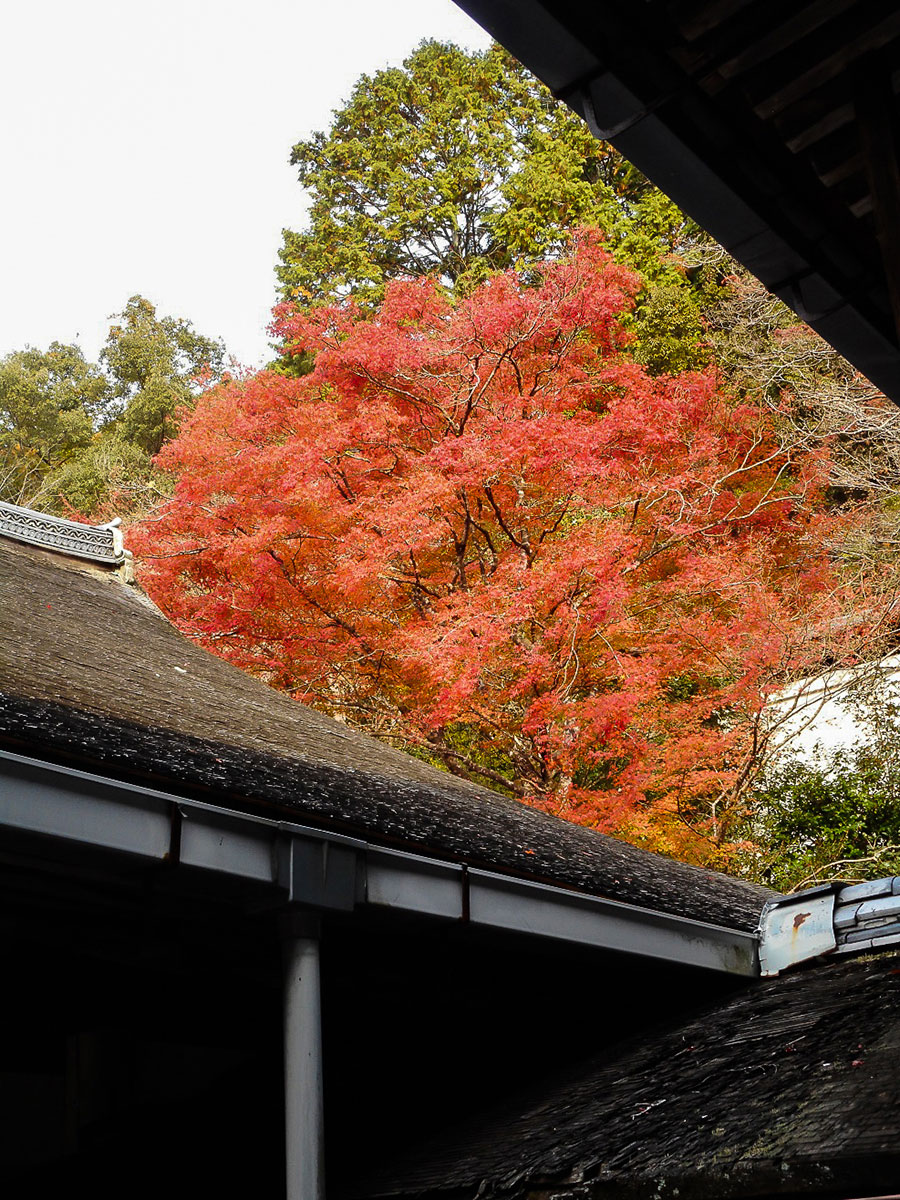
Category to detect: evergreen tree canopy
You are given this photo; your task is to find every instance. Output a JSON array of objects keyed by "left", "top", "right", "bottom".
[
  {"left": 276, "top": 41, "right": 690, "bottom": 311},
  {"left": 102, "top": 295, "right": 226, "bottom": 456},
  {"left": 0, "top": 298, "right": 227, "bottom": 518},
  {"left": 0, "top": 342, "right": 110, "bottom": 506}
]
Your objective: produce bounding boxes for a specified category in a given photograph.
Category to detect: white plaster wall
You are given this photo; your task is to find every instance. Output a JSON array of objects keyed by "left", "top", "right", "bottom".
[{"left": 766, "top": 656, "right": 900, "bottom": 765}]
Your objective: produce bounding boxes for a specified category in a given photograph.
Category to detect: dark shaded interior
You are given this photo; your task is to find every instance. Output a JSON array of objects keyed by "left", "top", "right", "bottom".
[
  {"left": 349, "top": 945, "right": 900, "bottom": 1200},
  {"left": 0, "top": 827, "right": 744, "bottom": 1198}
]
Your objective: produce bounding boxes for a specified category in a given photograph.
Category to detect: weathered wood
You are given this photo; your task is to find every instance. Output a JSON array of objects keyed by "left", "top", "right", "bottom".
[
  {"left": 676, "top": 0, "right": 754, "bottom": 45},
  {"left": 716, "top": 0, "right": 856, "bottom": 83},
  {"left": 0, "top": 538, "right": 772, "bottom": 933},
  {"left": 351, "top": 949, "right": 900, "bottom": 1200},
  {"left": 783, "top": 67, "right": 900, "bottom": 156},
  {"left": 787, "top": 100, "right": 857, "bottom": 155},
  {"left": 813, "top": 150, "right": 862, "bottom": 189},
  {"left": 857, "top": 54, "right": 900, "bottom": 339},
  {"left": 752, "top": 9, "right": 900, "bottom": 119}
]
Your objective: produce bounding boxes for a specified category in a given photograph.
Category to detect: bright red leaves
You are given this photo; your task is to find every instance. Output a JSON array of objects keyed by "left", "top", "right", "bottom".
[{"left": 132, "top": 234, "right": 866, "bottom": 863}]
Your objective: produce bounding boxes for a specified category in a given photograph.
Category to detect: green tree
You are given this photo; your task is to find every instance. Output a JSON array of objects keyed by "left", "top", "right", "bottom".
[
  {"left": 747, "top": 681, "right": 900, "bottom": 891},
  {"left": 749, "top": 744, "right": 900, "bottom": 892},
  {"left": 102, "top": 295, "right": 226, "bottom": 456},
  {"left": 276, "top": 40, "right": 692, "bottom": 311},
  {"left": 0, "top": 342, "right": 110, "bottom": 506},
  {"left": 46, "top": 431, "right": 169, "bottom": 523},
  {"left": 0, "top": 298, "right": 227, "bottom": 520}
]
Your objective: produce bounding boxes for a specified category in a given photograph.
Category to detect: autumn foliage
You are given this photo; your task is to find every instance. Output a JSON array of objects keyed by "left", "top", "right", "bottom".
[{"left": 133, "top": 233, "right": 868, "bottom": 863}]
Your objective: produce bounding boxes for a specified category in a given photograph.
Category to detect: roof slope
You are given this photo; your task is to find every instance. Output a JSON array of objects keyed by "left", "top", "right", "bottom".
[
  {"left": 354, "top": 949, "right": 900, "bottom": 1200},
  {"left": 0, "top": 538, "right": 770, "bottom": 931}
]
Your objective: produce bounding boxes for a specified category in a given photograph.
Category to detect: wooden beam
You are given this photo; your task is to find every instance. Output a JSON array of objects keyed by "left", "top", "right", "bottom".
[
  {"left": 856, "top": 54, "right": 900, "bottom": 344},
  {"left": 717, "top": 0, "right": 856, "bottom": 82},
  {"left": 677, "top": 0, "right": 754, "bottom": 44},
  {"left": 754, "top": 10, "right": 900, "bottom": 119}
]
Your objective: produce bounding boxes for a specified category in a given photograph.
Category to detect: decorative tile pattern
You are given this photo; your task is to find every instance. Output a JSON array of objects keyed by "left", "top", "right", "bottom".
[
  {"left": 834, "top": 875, "right": 900, "bottom": 954},
  {"left": 0, "top": 500, "right": 128, "bottom": 566}
]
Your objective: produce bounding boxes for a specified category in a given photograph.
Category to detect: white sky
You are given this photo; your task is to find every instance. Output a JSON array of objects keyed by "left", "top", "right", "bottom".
[{"left": 0, "top": 0, "right": 491, "bottom": 370}]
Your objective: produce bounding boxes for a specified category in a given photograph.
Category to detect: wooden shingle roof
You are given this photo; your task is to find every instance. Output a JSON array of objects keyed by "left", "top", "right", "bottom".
[
  {"left": 0, "top": 535, "right": 771, "bottom": 932},
  {"left": 352, "top": 948, "right": 900, "bottom": 1200}
]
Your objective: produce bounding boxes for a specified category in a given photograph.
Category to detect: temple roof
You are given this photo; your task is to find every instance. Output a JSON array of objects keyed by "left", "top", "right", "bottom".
[
  {"left": 352, "top": 948, "right": 900, "bottom": 1200},
  {"left": 0, "top": 528, "right": 771, "bottom": 933}
]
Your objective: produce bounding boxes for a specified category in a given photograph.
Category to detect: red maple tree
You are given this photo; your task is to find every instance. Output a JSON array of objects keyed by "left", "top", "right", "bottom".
[{"left": 133, "top": 233, "right": 872, "bottom": 863}]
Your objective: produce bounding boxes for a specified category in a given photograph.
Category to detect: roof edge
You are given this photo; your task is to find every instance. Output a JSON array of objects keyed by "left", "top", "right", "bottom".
[
  {"left": 0, "top": 500, "right": 134, "bottom": 579},
  {"left": 760, "top": 874, "right": 900, "bottom": 974},
  {"left": 0, "top": 746, "right": 760, "bottom": 975}
]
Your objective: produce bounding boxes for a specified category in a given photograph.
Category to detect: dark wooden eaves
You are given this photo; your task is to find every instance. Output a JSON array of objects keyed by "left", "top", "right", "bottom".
[{"left": 454, "top": 0, "right": 900, "bottom": 401}]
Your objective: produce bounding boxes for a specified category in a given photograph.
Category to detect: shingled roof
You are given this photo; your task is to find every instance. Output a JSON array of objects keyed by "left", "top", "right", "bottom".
[
  {"left": 352, "top": 948, "right": 900, "bottom": 1200},
  {"left": 0, "top": 530, "right": 771, "bottom": 933}
]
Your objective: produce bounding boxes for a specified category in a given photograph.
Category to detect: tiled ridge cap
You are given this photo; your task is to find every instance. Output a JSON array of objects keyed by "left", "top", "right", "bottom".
[
  {"left": 0, "top": 500, "right": 133, "bottom": 578},
  {"left": 760, "top": 874, "right": 900, "bottom": 974}
]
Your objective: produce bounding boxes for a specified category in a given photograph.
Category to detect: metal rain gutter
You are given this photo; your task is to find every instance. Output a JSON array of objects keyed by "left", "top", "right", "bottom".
[
  {"left": 0, "top": 748, "right": 758, "bottom": 977},
  {"left": 759, "top": 876, "right": 900, "bottom": 975}
]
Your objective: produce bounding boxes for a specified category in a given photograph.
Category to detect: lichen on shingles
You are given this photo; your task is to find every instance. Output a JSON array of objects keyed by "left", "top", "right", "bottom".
[
  {"left": 348, "top": 952, "right": 900, "bottom": 1200},
  {"left": 0, "top": 536, "right": 772, "bottom": 932}
]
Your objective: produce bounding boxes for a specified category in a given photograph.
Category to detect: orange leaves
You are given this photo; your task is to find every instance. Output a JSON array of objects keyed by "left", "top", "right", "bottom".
[{"left": 133, "top": 232, "right": 873, "bottom": 862}]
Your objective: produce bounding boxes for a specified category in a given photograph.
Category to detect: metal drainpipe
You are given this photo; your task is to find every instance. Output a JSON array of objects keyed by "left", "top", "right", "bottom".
[{"left": 282, "top": 912, "right": 325, "bottom": 1200}]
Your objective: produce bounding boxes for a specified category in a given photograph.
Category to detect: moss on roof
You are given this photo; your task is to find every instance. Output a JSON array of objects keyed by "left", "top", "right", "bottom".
[
  {"left": 352, "top": 950, "right": 900, "bottom": 1200},
  {"left": 0, "top": 537, "right": 771, "bottom": 931}
]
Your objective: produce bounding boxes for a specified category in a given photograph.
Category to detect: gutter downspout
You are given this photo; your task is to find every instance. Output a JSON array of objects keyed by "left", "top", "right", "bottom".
[{"left": 282, "top": 913, "right": 325, "bottom": 1200}]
